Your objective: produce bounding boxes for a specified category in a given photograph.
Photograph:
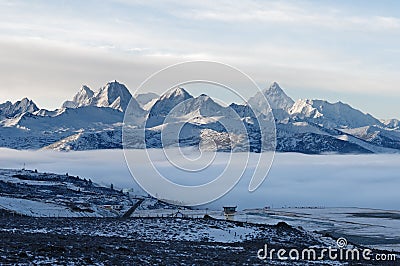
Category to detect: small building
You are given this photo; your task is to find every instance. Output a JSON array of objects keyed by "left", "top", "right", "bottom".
[
  {"left": 122, "top": 188, "right": 134, "bottom": 194},
  {"left": 112, "top": 205, "right": 123, "bottom": 211},
  {"left": 101, "top": 204, "right": 123, "bottom": 211},
  {"left": 102, "top": 205, "right": 112, "bottom": 210},
  {"left": 223, "top": 206, "right": 237, "bottom": 220}
]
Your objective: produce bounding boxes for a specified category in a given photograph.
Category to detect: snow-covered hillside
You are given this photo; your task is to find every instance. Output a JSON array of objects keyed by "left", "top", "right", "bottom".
[
  {"left": 0, "top": 80, "right": 399, "bottom": 154},
  {"left": 0, "top": 168, "right": 134, "bottom": 217},
  {"left": 289, "top": 99, "right": 382, "bottom": 128}
]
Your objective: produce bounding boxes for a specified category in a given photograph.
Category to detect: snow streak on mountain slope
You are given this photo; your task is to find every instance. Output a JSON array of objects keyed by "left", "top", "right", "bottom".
[
  {"left": 381, "top": 118, "right": 399, "bottom": 129},
  {"left": 0, "top": 80, "right": 399, "bottom": 154},
  {"left": 341, "top": 126, "right": 400, "bottom": 150}
]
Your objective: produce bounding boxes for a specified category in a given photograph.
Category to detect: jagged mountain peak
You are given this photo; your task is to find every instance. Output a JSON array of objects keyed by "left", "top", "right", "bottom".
[
  {"left": 62, "top": 84, "right": 94, "bottom": 109},
  {"left": 1, "top": 80, "right": 399, "bottom": 154},
  {"left": 248, "top": 82, "right": 294, "bottom": 112},
  {"left": 247, "top": 82, "right": 294, "bottom": 121},
  {"left": 77, "top": 85, "right": 94, "bottom": 97},
  {"left": 161, "top": 87, "right": 192, "bottom": 100},
  {"left": 146, "top": 88, "right": 195, "bottom": 127},
  {"left": 0, "top": 97, "right": 39, "bottom": 118},
  {"left": 95, "top": 80, "right": 131, "bottom": 104},
  {"left": 267, "top": 81, "right": 283, "bottom": 92},
  {"left": 172, "top": 93, "right": 225, "bottom": 117},
  {"left": 262, "top": 82, "right": 294, "bottom": 110},
  {"left": 80, "top": 84, "right": 93, "bottom": 93},
  {"left": 149, "top": 87, "right": 193, "bottom": 115},
  {"left": 196, "top": 93, "right": 212, "bottom": 101},
  {"left": 62, "top": 80, "right": 142, "bottom": 112},
  {"left": 99, "top": 80, "right": 128, "bottom": 94},
  {"left": 72, "top": 85, "right": 94, "bottom": 106},
  {"left": 16, "top": 98, "right": 38, "bottom": 112},
  {"left": 11, "top": 97, "right": 36, "bottom": 107}
]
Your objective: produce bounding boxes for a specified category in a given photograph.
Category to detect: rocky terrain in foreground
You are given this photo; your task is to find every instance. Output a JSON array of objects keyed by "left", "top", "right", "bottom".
[{"left": 1, "top": 212, "right": 397, "bottom": 265}]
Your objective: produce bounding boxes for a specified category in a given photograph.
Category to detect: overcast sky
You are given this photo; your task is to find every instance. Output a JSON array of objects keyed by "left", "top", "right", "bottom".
[{"left": 0, "top": 0, "right": 399, "bottom": 119}]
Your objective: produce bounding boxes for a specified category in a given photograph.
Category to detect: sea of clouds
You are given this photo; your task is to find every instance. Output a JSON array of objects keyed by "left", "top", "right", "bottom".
[{"left": 0, "top": 148, "right": 398, "bottom": 210}]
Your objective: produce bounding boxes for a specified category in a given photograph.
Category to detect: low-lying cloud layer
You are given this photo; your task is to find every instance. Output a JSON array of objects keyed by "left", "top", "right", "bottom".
[{"left": 0, "top": 148, "right": 398, "bottom": 210}]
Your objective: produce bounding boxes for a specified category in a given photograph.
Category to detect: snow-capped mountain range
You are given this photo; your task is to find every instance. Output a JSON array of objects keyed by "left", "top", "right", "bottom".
[{"left": 0, "top": 80, "right": 399, "bottom": 154}]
